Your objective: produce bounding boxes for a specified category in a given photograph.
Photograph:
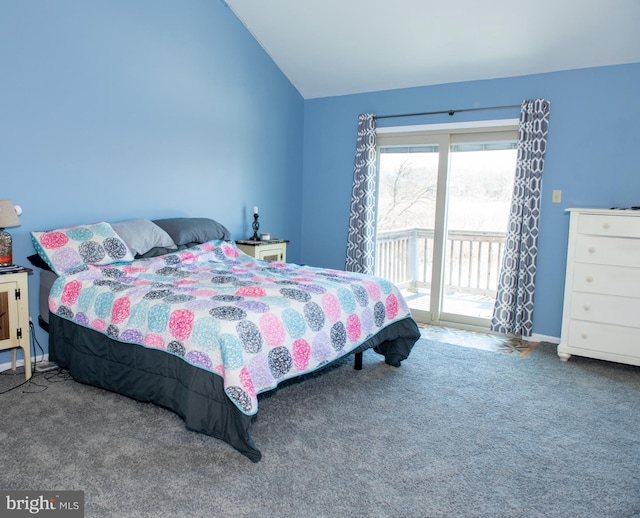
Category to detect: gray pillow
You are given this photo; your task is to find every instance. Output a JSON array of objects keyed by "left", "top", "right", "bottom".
[
  {"left": 152, "top": 218, "right": 230, "bottom": 245},
  {"left": 111, "top": 218, "right": 177, "bottom": 256}
]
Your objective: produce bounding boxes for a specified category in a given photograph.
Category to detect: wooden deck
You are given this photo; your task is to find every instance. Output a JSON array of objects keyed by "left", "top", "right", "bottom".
[
  {"left": 376, "top": 227, "right": 504, "bottom": 321},
  {"left": 401, "top": 287, "right": 495, "bottom": 320}
]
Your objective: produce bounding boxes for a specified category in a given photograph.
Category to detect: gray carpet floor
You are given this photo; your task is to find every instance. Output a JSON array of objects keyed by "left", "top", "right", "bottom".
[{"left": 1, "top": 337, "right": 639, "bottom": 517}]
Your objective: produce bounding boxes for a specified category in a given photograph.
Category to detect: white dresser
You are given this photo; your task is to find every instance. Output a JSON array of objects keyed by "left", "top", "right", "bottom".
[{"left": 558, "top": 208, "right": 640, "bottom": 365}]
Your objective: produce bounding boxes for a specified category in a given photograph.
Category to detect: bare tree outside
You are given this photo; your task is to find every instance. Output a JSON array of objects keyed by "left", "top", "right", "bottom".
[
  {"left": 377, "top": 148, "right": 515, "bottom": 233},
  {"left": 377, "top": 152, "right": 439, "bottom": 232},
  {"left": 377, "top": 158, "right": 437, "bottom": 230}
]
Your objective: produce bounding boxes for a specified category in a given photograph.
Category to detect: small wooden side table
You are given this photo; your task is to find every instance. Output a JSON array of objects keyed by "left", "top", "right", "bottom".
[{"left": 0, "top": 266, "right": 32, "bottom": 379}]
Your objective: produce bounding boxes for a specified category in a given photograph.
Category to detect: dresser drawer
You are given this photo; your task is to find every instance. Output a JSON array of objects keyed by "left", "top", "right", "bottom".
[
  {"left": 572, "top": 263, "right": 640, "bottom": 298},
  {"left": 577, "top": 213, "right": 640, "bottom": 238},
  {"left": 566, "top": 320, "right": 640, "bottom": 357},
  {"left": 574, "top": 234, "right": 640, "bottom": 267},
  {"left": 570, "top": 292, "right": 640, "bottom": 328}
]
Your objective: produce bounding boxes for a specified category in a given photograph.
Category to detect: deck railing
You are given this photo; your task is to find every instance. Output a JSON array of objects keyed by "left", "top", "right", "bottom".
[{"left": 375, "top": 228, "right": 506, "bottom": 296}]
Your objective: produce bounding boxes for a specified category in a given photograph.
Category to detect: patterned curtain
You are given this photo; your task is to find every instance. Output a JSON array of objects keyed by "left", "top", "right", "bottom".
[
  {"left": 491, "top": 99, "right": 551, "bottom": 337},
  {"left": 345, "top": 113, "right": 377, "bottom": 274}
]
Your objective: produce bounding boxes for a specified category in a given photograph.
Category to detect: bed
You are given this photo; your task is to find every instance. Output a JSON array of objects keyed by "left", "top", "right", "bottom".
[{"left": 30, "top": 217, "right": 420, "bottom": 462}]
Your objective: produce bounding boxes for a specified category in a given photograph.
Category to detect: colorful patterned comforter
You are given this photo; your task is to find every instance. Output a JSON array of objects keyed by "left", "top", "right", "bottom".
[{"left": 48, "top": 240, "right": 412, "bottom": 416}]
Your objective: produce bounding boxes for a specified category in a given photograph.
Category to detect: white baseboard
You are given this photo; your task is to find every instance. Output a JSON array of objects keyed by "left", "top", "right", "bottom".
[
  {"left": 0, "top": 353, "right": 49, "bottom": 373},
  {"left": 529, "top": 333, "right": 560, "bottom": 344}
]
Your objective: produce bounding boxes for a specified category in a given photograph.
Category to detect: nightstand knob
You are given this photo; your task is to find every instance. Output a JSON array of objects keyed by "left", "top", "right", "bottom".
[
  {"left": 583, "top": 304, "right": 591, "bottom": 311},
  {"left": 588, "top": 247, "right": 595, "bottom": 254},
  {"left": 585, "top": 276, "right": 594, "bottom": 283},
  {"left": 581, "top": 332, "right": 588, "bottom": 339}
]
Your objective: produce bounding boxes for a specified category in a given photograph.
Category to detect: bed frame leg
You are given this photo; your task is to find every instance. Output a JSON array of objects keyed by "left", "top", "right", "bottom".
[{"left": 354, "top": 351, "right": 363, "bottom": 370}]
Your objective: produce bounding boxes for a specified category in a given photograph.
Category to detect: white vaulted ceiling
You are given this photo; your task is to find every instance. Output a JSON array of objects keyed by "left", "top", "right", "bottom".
[{"left": 224, "top": 0, "right": 640, "bottom": 99}]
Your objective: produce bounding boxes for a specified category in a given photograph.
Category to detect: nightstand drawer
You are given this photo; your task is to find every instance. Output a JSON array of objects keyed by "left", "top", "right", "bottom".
[
  {"left": 255, "top": 243, "right": 286, "bottom": 262},
  {"left": 236, "top": 240, "right": 288, "bottom": 262}
]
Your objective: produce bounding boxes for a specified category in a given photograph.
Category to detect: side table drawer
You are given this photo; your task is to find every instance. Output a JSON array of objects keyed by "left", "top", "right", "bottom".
[
  {"left": 256, "top": 243, "right": 286, "bottom": 262},
  {"left": 236, "top": 240, "right": 288, "bottom": 262}
]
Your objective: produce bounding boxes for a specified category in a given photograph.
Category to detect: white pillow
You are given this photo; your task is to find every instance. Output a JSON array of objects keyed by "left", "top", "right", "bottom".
[{"left": 111, "top": 218, "right": 177, "bottom": 256}]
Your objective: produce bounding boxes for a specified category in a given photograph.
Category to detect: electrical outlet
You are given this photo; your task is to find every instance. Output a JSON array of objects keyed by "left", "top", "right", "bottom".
[{"left": 552, "top": 190, "right": 562, "bottom": 203}]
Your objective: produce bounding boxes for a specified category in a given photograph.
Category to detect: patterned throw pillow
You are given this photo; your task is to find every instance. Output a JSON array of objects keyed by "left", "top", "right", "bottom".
[{"left": 31, "top": 222, "right": 135, "bottom": 275}]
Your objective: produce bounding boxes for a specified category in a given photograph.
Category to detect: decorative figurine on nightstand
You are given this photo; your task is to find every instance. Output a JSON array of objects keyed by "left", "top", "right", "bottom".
[{"left": 250, "top": 206, "right": 260, "bottom": 241}]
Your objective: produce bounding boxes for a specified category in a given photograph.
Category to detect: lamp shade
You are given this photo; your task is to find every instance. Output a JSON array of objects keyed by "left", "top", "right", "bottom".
[{"left": 0, "top": 199, "right": 21, "bottom": 228}]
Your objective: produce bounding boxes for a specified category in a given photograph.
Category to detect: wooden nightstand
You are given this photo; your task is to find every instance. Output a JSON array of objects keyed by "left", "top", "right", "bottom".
[
  {"left": 236, "top": 239, "right": 288, "bottom": 262},
  {"left": 0, "top": 266, "right": 32, "bottom": 379}
]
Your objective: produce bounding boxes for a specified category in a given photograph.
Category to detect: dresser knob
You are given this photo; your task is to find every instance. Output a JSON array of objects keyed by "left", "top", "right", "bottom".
[
  {"left": 603, "top": 223, "right": 610, "bottom": 229},
  {"left": 588, "top": 247, "right": 595, "bottom": 254},
  {"left": 583, "top": 304, "right": 591, "bottom": 311},
  {"left": 585, "top": 276, "right": 593, "bottom": 283},
  {"left": 581, "top": 333, "right": 588, "bottom": 339}
]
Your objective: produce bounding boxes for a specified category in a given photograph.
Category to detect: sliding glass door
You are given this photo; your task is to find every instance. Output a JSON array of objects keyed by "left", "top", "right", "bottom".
[
  {"left": 375, "top": 137, "right": 444, "bottom": 319},
  {"left": 375, "top": 124, "right": 517, "bottom": 330}
]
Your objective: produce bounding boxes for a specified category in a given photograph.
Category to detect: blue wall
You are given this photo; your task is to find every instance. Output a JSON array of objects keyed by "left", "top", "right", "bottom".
[
  {"left": 2, "top": 0, "right": 638, "bottom": 362},
  {"left": 0, "top": 0, "right": 304, "bottom": 363},
  {"left": 301, "top": 63, "right": 640, "bottom": 339}
]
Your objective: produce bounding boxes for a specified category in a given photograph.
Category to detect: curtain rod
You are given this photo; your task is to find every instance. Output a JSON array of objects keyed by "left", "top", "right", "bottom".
[{"left": 375, "top": 104, "right": 521, "bottom": 120}]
